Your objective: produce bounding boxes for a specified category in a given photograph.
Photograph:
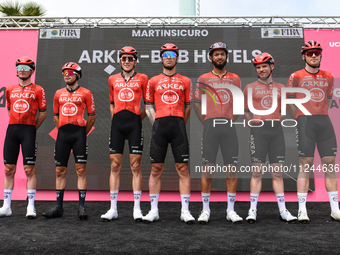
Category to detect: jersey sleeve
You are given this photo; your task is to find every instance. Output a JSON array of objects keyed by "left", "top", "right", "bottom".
[
  {"left": 286, "top": 73, "right": 297, "bottom": 98},
  {"left": 145, "top": 78, "right": 154, "bottom": 105},
  {"left": 38, "top": 86, "right": 47, "bottom": 112},
  {"left": 6, "top": 87, "right": 11, "bottom": 110},
  {"left": 142, "top": 74, "right": 149, "bottom": 103},
  {"left": 53, "top": 91, "right": 60, "bottom": 116},
  {"left": 194, "top": 77, "right": 203, "bottom": 103},
  {"left": 86, "top": 90, "right": 96, "bottom": 115},
  {"left": 185, "top": 78, "right": 192, "bottom": 105},
  {"left": 244, "top": 85, "right": 249, "bottom": 112},
  {"left": 108, "top": 76, "right": 115, "bottom": 104},
  {"left": 327, "top": 73, "right": 334, "bottom": 99}
]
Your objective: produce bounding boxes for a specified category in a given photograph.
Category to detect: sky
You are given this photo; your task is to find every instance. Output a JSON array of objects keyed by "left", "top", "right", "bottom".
[{"left": 5, "top": 0, "right": 340, "bottom": 17}]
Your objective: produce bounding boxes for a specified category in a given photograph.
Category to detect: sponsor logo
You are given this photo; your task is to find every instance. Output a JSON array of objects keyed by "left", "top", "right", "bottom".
[
  {"left": 203, "top": 198, "right": 209, "bottom": 203},
  {"left": 298, "top": 197, "right": 305, "bottom": 203},
  {"left": 132, "top": 29, "right": 209, "bottom": 37},
  {"left": 161, "top": 90, "right": 179, "bottom": 104},
  {"left": 13, "top": 99, "right": 29, "bottom": 113},
  {"left": 77, "top": 159, "right": 87, "bottom": 163},
  {"left": 310, "top": 88, "right": 325, "bottom": 102},
  {"left": 261, "top": 28, "right": 303, "bottom": 38},
  {"left": 261, "top": 95, "right": 273, "bottom": 109},
  {"left": 40, "top": 29, "right": 81, "bottom": 39},
  {"left": 132, "top": 150, "right": 142, "bottom": 154},
  {"left": 118, "top": 88, "right": 135, "bottom": 102},
  {"left": 333, "top": 88, "right": 340, "bottom": 97},
  {"left": 61, "top": 102, "right": 78, "bottom": 116},
  {"left": 214, "top": 90, "right": 230, "bottom": 104}
]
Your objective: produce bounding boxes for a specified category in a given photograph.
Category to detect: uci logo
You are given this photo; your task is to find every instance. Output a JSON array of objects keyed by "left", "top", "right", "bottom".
[
  {"left": 161, "top": 90, "right": 179, "bottom": 104},
  {"left": 13, "top": 99, "right": 29, "bottom": 113},
  {"left": 118, "top": 88, "right": 135, "bottom": 102}
]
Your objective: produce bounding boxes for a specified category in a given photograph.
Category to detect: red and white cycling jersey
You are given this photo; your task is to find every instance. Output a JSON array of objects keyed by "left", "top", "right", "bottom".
[
  {"left": 6, "top": 84, "right": 46, "bottom": 126},
  {"left": 287, "top": 69, "right": 333, "bottom": 118},
  {"left": 145, "top": 73, "right": 192, "bottom": 119},
  {"left": 54, "top": 86, "right": 95, "bottom": 127},
  {"left": 244, "top": 81, "right": 285, "bottom": 123},
  {"left": 108, "top": 72, "right": 148, "bottom": 115},
  {"left": 194, "top": 72, "right": 241, "bottom": 121}
]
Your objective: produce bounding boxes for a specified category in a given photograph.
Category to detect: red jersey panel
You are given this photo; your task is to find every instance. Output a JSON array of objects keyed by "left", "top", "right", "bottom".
[
  {"left": 194, "top": 72, "right": 241, "bottom": 120},
  {"left": 6, "top": 83, "right": 46, "bottom": 126},
  {"left": 145, "top": 73, "right": 192, "bottom": 119},
  {"left": 108, "top": 72, "right": 148, "bottom": 115},
  {"left": 244, "top": 81, "right": 285, "bottom": 123},
  {"left": 54, "top": 86, "right": 95, "bottom": 127},
  {"left": 287, "top": 69, "right": 333, "bottom": 118}
]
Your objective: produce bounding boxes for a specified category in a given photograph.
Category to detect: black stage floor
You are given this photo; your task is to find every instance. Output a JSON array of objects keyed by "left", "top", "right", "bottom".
[{"left": 0, "top": 201, "right": 338, "bottom": 254}]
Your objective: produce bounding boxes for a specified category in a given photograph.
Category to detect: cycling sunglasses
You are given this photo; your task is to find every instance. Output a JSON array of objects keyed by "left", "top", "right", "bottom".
[
  {"left": 120, "top": 56, "right": 135, "bottom": 62},
  {"left": 16, "top": 65, "right": 32, "bottom": 71},
  {"left": 306, "top": 50, "right": 321, "bottom": 57},
  {"left": 63, "top": 70, "right": 78, "bottom": 76},
  {"left": 162, "top": 52, "right": 177, "bottom": 58}
]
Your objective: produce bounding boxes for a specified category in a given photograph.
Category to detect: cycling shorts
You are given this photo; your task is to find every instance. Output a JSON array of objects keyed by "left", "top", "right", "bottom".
[
  {"left": 250, "top": 121, "right": 285, "bottom": 164},
  {"left": 149, "top": 116, "right": 189, "bottom": 164},
  {"left": 201, "top": 118, "right": 238, "bottom": 165},
  {"left": 109, "top": 110, "right": 143, "bottom": 155},
  {"left": 296, "top": 115, "right": 337, "bottom": 158},
  {"left": 54, "top": 124, "right": 87, "bottom": 167},
  {"left": 3, "top": 124, "right": 36, "bottom": 165}
]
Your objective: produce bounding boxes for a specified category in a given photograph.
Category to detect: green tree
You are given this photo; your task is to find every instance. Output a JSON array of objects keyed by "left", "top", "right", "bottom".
[{"left": 0, "top": 1, "right": 46, "bottom": 16}]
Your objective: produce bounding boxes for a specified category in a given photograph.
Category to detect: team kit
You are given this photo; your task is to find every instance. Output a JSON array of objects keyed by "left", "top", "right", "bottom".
[{"left": 0, "top": 40, "right": 339, "bottom": 225}]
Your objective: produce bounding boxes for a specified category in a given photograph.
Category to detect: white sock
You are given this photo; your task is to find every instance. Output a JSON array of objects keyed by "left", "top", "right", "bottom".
[
  {"left": 133, "top": 191, "right": 142, "bottom": 209},
  {"left": 201, "top": 192, "right": 210, "bottom": 212},
  {"left": 297, "top": 192, "right": 308, "bottom": 212},
  {"left": 250, "top": 193, "right": 259, "bottom": 210},
  {"left": 27, "top": 189, "right": 36, "bottom": 208},
  {"left": 328, "top": 191, "right": 339, "bottom": 214},
  {"left": 181, "top": 194, "right": 190, "bottom": 211},
  {"left": 276, "top": 193, "right": 286, "bottom": 212},
  {"left": 227, "top": 192, "right": 236, "bottom": 212},
  {"left": 110, "top": 190, "right": 118, "bottom": 209},
  {"left": 3, "top": 190, "right": 12, "bottom": 208},
  {"left": 150, "top": 194, "right": 159, "bottom": 211}
]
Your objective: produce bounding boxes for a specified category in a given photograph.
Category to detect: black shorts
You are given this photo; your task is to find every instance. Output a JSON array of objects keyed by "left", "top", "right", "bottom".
[
  {"left": 109, "top": 110, "right": 143, "bottom": 155},
  {"left": 54, "top": 124, "right": 87, "bottom": 167},
  {"left": 250, "top": 121, "right": 285, "bottom": 164},
  {"left": 3, "top": 124, "right": 36, "bottom": 165},
  {"left": 296, "top": 115, "right": 337, "bottom": 158},
  {"left": 149, "top": 116, "right": 189, "bottom": 164},
  {"left": 201, "top": 118, "right": 238, "bottom": 165}
]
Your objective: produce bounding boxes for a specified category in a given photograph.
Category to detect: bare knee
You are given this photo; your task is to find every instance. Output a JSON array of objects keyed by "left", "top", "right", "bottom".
[
  {"left": 151, "top": 164, "right": 163, "bottom": 178},
  {"left": 56, "top": 167, "right": 67, "bottom": 178},
  {"left": 176, "top": 163, "right": 189, "bottom": 178},
  {"left": 24, "top": 165, "right": 35, "bottom": 178},
  {"left": 76, "top": 165, "right": 86, "bottom": 178},
  {"left": 4, "top": 165, "right": 15, "bottom": 177},
  {"left": 111, "top": 160, "right": 122, "bottom": 174},
  {"left": 131, "top": 161, "right": 141, "bottom": 175}
]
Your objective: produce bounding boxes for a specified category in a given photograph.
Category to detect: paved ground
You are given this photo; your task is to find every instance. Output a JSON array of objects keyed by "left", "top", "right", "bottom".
[{"left": 0, "top": 201, "right": 339, "bottom": 254}]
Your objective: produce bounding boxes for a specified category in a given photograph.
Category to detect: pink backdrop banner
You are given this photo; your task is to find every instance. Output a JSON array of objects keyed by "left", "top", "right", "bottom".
[
  {"left": 0, "top": 29, "right": 339, "bottom": 202},
  {"left": 0, "top": 30, "right": 39, "bottom": 200}
]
